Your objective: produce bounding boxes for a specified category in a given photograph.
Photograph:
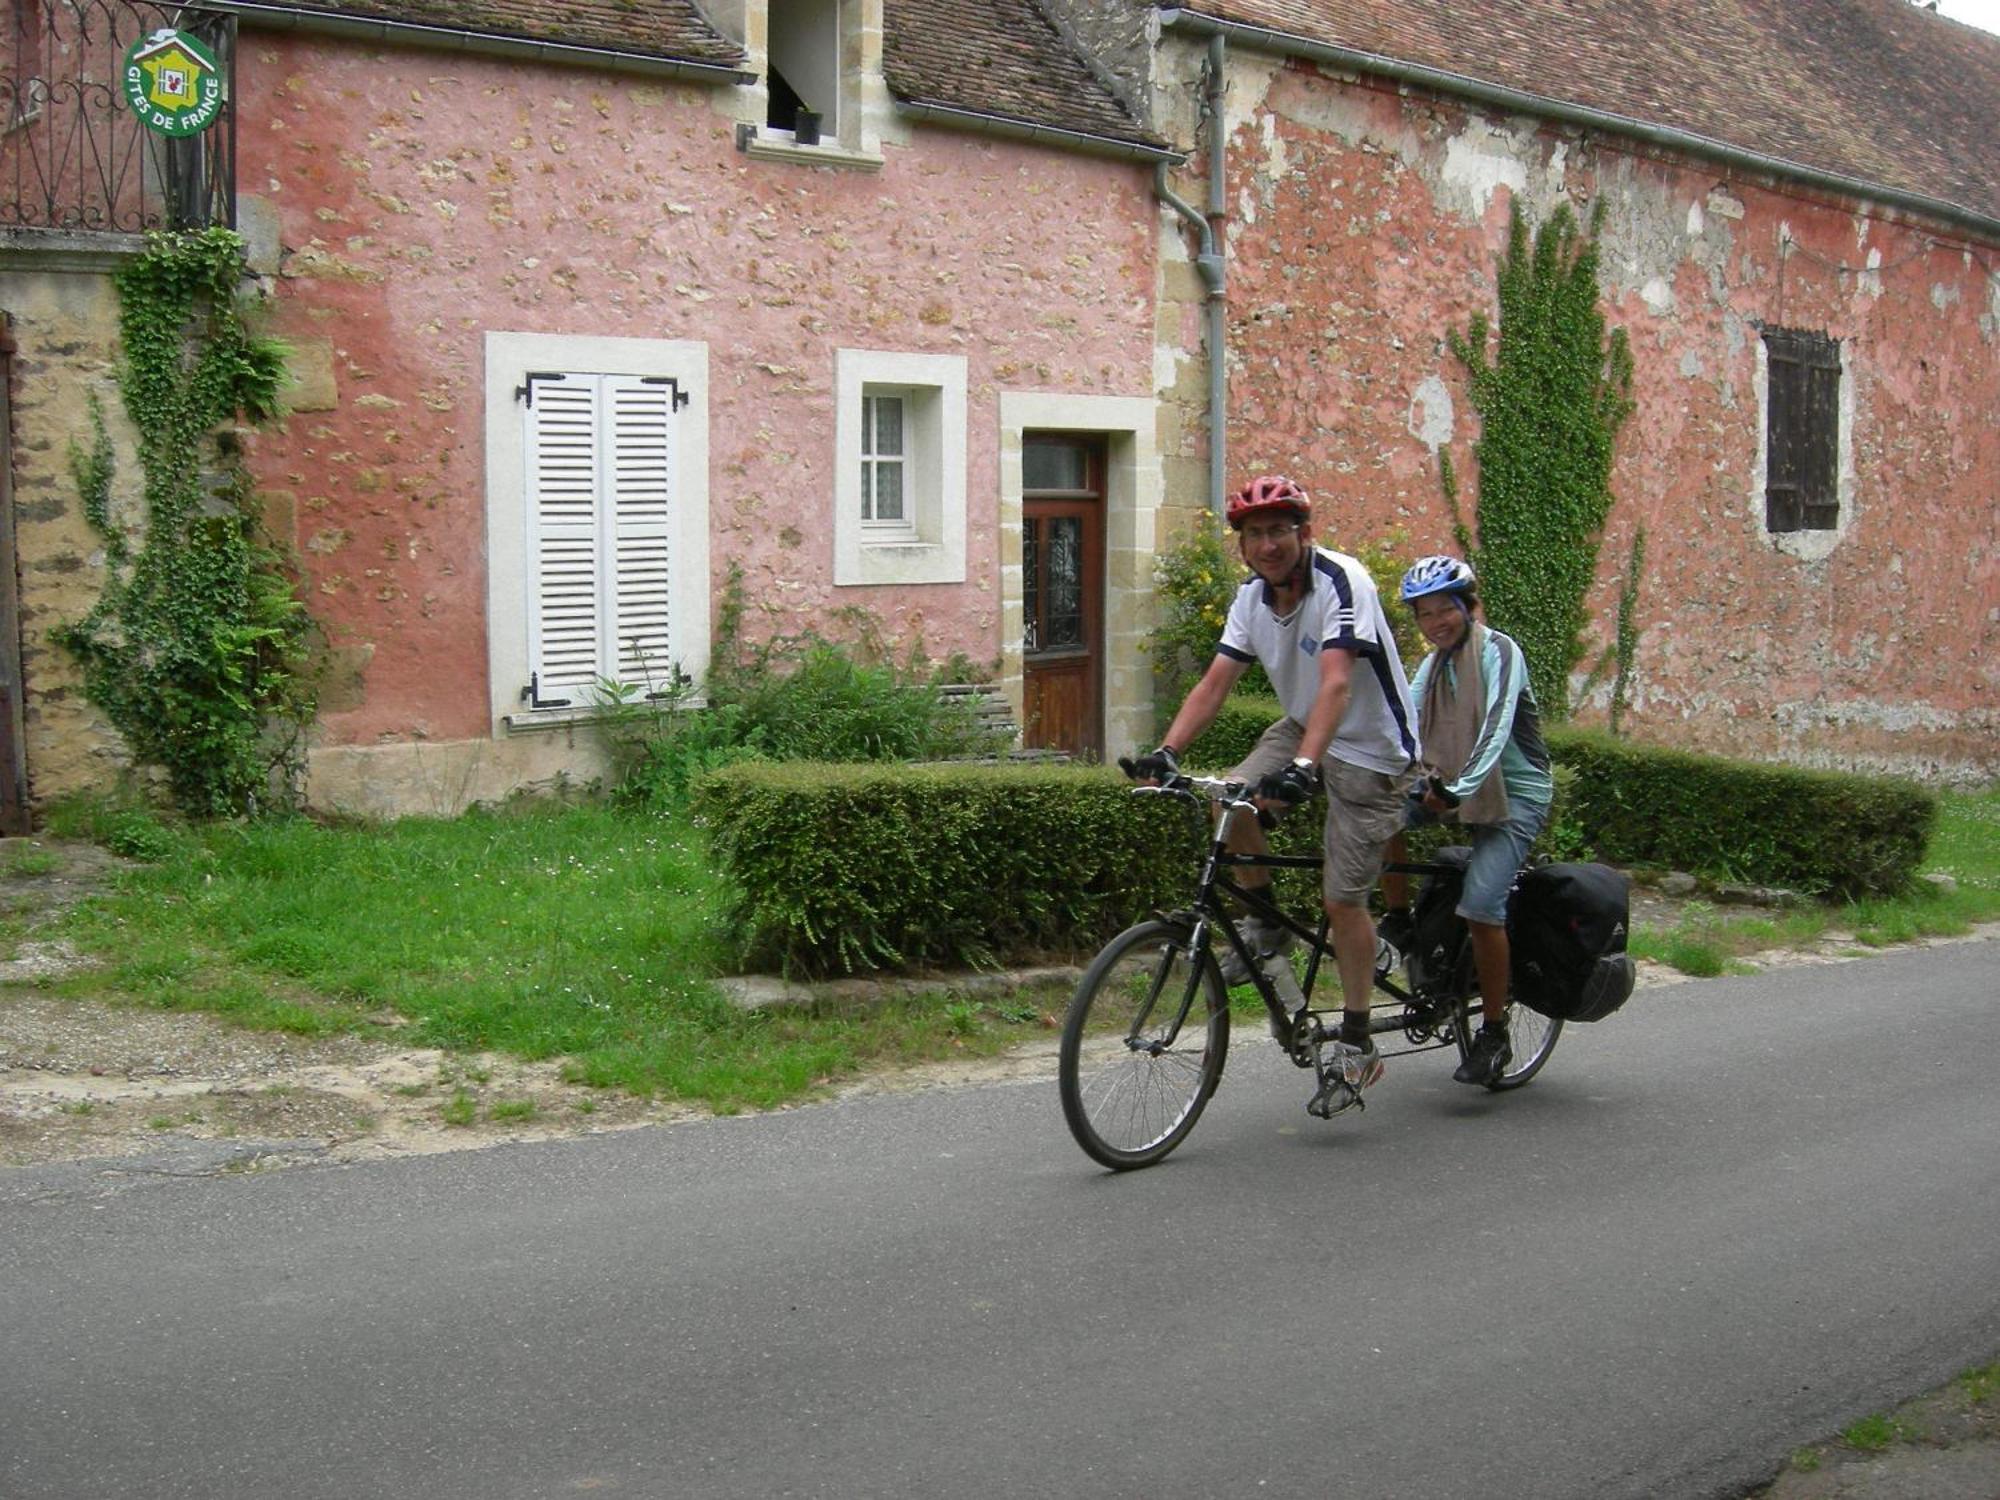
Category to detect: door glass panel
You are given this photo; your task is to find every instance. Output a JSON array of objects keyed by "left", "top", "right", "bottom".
[
  {"left": 1046, "top": 517, "right": 1083, "bottom": 648},
  {"left": 1024, "top": 437, "right": 1088, "bottom": 492},
  {"left": 1022, "top": 519, "right": 1041, "bottom": 653}
]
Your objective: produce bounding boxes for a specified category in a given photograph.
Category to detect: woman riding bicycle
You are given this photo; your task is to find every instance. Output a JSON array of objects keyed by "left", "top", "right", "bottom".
[{"left": 1379, "top": 555, "right": 1553, "bottom": 1088}]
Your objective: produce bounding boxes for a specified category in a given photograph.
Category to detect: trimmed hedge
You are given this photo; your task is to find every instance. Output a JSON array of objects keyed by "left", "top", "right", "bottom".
[
  {"left": 1547, "top": 728, "right": 1934, "bottom": 899},
  {"left": 692, "top": 761, "right": 1200, "bottom": 977},
  {"left": 696, "top": 714, "right": 1934, "bottom": 976},
  {"left": 1189, "top": 698, "right": 1933, "bottom": 899}
]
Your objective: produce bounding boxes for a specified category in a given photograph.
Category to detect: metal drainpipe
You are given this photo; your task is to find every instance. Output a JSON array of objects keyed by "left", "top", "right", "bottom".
[{"left": 1152, "top": 32, "right": 1230, "bottom": 515}]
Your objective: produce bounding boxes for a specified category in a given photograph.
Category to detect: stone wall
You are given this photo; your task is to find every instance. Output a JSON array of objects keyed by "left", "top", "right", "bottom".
[
  {"left": 0, "top": 238, "right": 145, "bottom": 804},
  {"left": 1150, "top": 37, "right": 1999, "bottom": 783}
]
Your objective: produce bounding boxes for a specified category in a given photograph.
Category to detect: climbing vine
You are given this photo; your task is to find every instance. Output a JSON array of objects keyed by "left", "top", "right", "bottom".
[
  {"left": 1609, "top": 524, "right": 1647, "bottom": 736},
  {"left": 55, "top": 227, "right": 318, "bottom": 817},
  {"left": 1448, "top": 200, "right": 1635, "bottom": 719}
]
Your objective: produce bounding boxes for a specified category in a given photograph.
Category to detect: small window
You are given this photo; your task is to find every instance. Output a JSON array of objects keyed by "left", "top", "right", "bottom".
[
  {"left": 766, "top": 0, "right": 839, "bottom": 141},
  {"left": 1763, "top": 326, "right": 1841, "bottom": 533},
  {"left": 834, "top": 349, "right": 967, "bottom": 586},
  {"left": 861, "top": 392, "right": 906, "bottom": 527}
]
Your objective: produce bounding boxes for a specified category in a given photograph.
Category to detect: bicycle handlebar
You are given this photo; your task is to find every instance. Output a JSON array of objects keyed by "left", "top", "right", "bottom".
[{"left": 1131, "top": 773, "right": 1281, "bottom": 830}]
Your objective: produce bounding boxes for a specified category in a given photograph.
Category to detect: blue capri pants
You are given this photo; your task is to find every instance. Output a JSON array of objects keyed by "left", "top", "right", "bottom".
[{"left": 1407, "top": 795, "right": 1550, "bottom": 927}]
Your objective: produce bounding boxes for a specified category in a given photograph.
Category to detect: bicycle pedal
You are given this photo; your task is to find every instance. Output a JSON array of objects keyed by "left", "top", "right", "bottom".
[{"left": 1306, "top": 1080, "right": 1365, "bottom": 1120}]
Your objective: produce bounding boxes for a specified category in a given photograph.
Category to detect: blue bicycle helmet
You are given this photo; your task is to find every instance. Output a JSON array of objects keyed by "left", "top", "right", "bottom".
[{"left": 1399, "top": 554, "right": 1477, "bottom": 602}]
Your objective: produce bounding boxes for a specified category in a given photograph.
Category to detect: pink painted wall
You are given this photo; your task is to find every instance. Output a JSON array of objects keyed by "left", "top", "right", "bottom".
[
  {"left": 1208, "top": 66, "right": 1999, "bottom": 776},
  {"left": 235, "top": 34, "right": 1161, "bottom": 747}
]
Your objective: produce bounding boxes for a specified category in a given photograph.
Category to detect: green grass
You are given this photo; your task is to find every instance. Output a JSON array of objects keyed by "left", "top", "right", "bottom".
[
  {"left": 45, "top": 800, "right": 1058, "bottom": 1114},
  {"left": 2, "top": 844, "right": 60, "bottom": 878},
  {"left": 1631, "top": 790, "right": 1999, "bottom": 975},
  {"left": 1839, "top": 1412, "right": 1908, "bottom": 1452},
  {"left": 1961, "top": 1359, "right": 2000, "bottom": 1406}
]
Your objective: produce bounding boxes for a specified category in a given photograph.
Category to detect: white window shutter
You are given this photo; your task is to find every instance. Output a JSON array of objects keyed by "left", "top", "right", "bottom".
[
  {"left": 605, "top": 377, "right": 677, "bottom": 692},
  {"left": 526, "top": 376, "right": 601, "bottom": 705},
  {"left": 522, "top": 373, "right": 682, "bottom": 707}
]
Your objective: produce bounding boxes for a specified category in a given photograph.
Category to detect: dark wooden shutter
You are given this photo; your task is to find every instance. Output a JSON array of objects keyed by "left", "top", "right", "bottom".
[{"left": 1764, "top": 327, "right": 1841, "bottom": 532}]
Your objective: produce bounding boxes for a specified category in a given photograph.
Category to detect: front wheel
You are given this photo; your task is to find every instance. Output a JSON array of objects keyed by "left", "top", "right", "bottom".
[{"left": 1059, "top": 919, "right": 1230, "bottom": 1170}]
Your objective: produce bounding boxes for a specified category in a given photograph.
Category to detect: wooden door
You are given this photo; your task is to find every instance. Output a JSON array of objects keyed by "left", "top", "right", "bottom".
[{"left": 1022, "top": 434, "right": 1105, "bottom": 759}]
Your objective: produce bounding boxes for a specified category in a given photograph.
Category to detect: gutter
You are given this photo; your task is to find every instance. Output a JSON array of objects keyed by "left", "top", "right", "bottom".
[
  {"left": 1157, "top": 7, "right": 2000, "bottom": 245},
  {"left": 894, "top": 99, "right": 1181, "bottom": 165},
  {"left": 208, "top": 1, "right": 757, "bottom": 85},
  {"left": 1151, "top": 30, "right": 1231, "bottom": 514}
]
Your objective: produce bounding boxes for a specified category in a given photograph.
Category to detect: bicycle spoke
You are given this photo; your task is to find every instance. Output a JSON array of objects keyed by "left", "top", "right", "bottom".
[{"left": 1059, "top": 920, "right": 1229, "bottom": 1169}]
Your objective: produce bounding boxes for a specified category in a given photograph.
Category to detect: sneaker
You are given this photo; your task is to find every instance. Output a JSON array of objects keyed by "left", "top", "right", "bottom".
[
  {"left": 1307, "top": 1038, "right": 1385, "bottom": 1118},
  {"left": 1374, "top": 908, "right": 1416, "bottom": 977},
  {"left": 1453, "top": 1023, "right": 1513, "bottom": 1086},
  {"left": 1217, "top": 922, "right": 1294, "bottom": 986}
]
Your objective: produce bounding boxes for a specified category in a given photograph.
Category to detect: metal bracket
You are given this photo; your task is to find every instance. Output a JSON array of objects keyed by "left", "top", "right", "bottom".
[
  {"left": 520, "top": 673, "right": 572, "bottom": 709},
  {"left": 641, "top": 375, "right": 691, "bottom": 411},
  {"left": 515, "top": 372, "right": 563, "bottom": 407}
]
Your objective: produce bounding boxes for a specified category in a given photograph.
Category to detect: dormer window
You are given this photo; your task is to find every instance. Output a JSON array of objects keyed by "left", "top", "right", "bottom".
[{"left": 766, "top": 0, "right": 839, "bottom": 143}]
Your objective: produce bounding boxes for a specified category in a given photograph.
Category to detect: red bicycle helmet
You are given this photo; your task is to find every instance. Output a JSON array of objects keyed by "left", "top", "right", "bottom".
[{"left": 1226, "top": 474, "right": 1311, "bottom": 530}]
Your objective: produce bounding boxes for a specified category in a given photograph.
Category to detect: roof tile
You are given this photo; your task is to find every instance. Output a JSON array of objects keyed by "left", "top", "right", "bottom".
[
  {"left": 1179, "top": 0, "right": 2000, "bottom": 225},
  {"left": 885, "top": 0, "right": 1163, "bottom": 148}
]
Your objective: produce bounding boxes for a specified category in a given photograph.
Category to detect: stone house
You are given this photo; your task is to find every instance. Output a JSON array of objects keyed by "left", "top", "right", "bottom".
[
  {"left": 2, "top": 0, "right": 1996, "bottom": 827},
  {"left": 1, "top": 0, "right": 1183, "bottom": 819},
  {"left": 1082, "top": 0, "right": 2000, "bottom": 781}
]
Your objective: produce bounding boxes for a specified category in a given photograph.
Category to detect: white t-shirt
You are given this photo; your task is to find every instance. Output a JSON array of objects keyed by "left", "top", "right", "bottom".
[{"left": 1217, "top": 547, "right": 1421, "bottom": 775}]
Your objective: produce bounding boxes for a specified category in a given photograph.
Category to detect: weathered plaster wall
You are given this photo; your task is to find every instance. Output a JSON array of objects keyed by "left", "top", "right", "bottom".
[
  {"left": 234, "top": 34, "right": 1162, "bottom": 773},
  {"left": 0, "top": 253, "right": 144, "bottom": 802},
  {"left": 1157, "top": 43, "right": 1999, "bottom": 780}
]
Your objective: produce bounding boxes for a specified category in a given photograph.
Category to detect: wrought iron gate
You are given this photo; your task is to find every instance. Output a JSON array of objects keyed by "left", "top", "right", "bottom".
[{"left": 2, "top": 0, "right": 236, "bottom": 233}]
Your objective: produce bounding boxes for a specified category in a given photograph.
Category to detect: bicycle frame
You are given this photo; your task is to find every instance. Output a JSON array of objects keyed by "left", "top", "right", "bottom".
[{"left": 1144, "top": 778, "right": 1470, "bottom": 1067}]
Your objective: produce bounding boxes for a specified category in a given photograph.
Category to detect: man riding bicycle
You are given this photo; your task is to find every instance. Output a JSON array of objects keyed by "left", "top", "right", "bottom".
[
  {"left": 1121, "top": 475, "right": 1420, "bottom": 1115},
  {"left": 1379, "top": 554, "right": 1553, "bottom": 1087}
]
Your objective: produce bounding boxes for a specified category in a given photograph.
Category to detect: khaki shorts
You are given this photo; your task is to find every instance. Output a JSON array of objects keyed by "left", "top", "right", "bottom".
[{"left": 1233, "top": 718, "right": 1416, "bottom": 906}]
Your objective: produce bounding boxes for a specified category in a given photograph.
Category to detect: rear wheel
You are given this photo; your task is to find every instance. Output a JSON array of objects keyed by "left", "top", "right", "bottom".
[
  {"left": 1447, "top": 944, "right": 1561, "bottom": 1090},
  {"left": 1059, "top": 919, "right": 1230, "bottom": 1170},
  {"left": 1488, "top": 1000, "right": 1561, "bottom": 1089}
]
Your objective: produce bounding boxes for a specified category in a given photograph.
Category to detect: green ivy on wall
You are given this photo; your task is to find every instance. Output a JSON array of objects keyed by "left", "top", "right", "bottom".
[
  {"left": 1448, "top": 200, "right": 1635, "bottom": 720},
  {"left": 56, "top": 227, "right": 318, "bottom": 817}
]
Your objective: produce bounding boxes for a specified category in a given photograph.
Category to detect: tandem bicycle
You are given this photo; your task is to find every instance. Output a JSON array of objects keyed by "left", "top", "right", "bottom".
[{"left": 1057, "top": 772, "right": 1561, "bottom": 1170}]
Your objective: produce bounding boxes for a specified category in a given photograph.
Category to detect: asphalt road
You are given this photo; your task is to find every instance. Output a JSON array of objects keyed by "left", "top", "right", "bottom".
[{"left": 4, "top": 941, "right": 1997, "bottom": 1500}]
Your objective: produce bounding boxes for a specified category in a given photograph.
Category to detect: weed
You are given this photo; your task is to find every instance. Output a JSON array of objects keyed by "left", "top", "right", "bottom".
[
  {"left": 1960, "top": 1360, "right": 2000, "bottom": 1406},
  {"left": 439, "top": 1090, "right": 477, "bottom": 1128},
  {"left": 1788, "top": 1448, "right": 1821, "bottom": 1472},
  {"left": 573, "top": 1097, "right": 598, "bottom": 1115},
  {"left": 146, "top": 1115, "right": 174, "bottom": 1130},
  {"left": 393, "top": 1083, "right": 428, "bottom": 1098},
  {"left": 3, "top": 846, "right": 60, "bottom": 879},
  {"left": 1840, "top": 1413, "right": 1906, "bottom": 1452},
  {"left": 58, "top": 1100, "right": 94, "bottom": 1116},
  {"left": 490, "top": 1099, "right": 537, "bottom": 1122}
]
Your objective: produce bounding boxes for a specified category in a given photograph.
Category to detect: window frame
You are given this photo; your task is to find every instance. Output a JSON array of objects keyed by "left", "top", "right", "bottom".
[
  {"left": 833, "top": 349, "right": 965, "bottom": 586},
  {"left": 859, "top": 388, "right": 914, "bottom": 540},
  {"left": 484, "top": 332, "right": 710, "bottom": 733},
  {"left": 1754, "top": 323, "right": 1852, "bottom": 560}
]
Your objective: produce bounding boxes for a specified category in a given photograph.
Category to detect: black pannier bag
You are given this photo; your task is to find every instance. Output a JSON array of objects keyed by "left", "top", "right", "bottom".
[
  {"left": 1507, "top": 862, "right": 1638, "bottom": 1022},
  {"left": 1405, "top": 845, "right": 1473, "bottom": 996}
]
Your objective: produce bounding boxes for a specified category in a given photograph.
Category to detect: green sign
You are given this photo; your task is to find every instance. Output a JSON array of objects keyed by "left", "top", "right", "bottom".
[{"left": 123, "top": 28, "right": 224, "bottom": 137}]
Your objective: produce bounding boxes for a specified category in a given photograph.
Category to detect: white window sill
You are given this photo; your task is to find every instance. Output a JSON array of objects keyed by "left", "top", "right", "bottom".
[
  {"left": 503, "top": 698, "right": 706, "bottom": 735},
  {"left": 736, "top": 126, "right": 883, "bottom": 171},
  {"left": 839, "top": 540, "right": 961, "bottom": 587}
]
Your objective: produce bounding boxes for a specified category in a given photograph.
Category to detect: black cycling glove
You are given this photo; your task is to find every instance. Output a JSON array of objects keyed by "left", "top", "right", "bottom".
[
  {"left": 1118, "top": 745, "right": 1181, "bottom": 783},
  {"left": 1257, "top": 760, "right": 1318, "bottom": 806}
]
